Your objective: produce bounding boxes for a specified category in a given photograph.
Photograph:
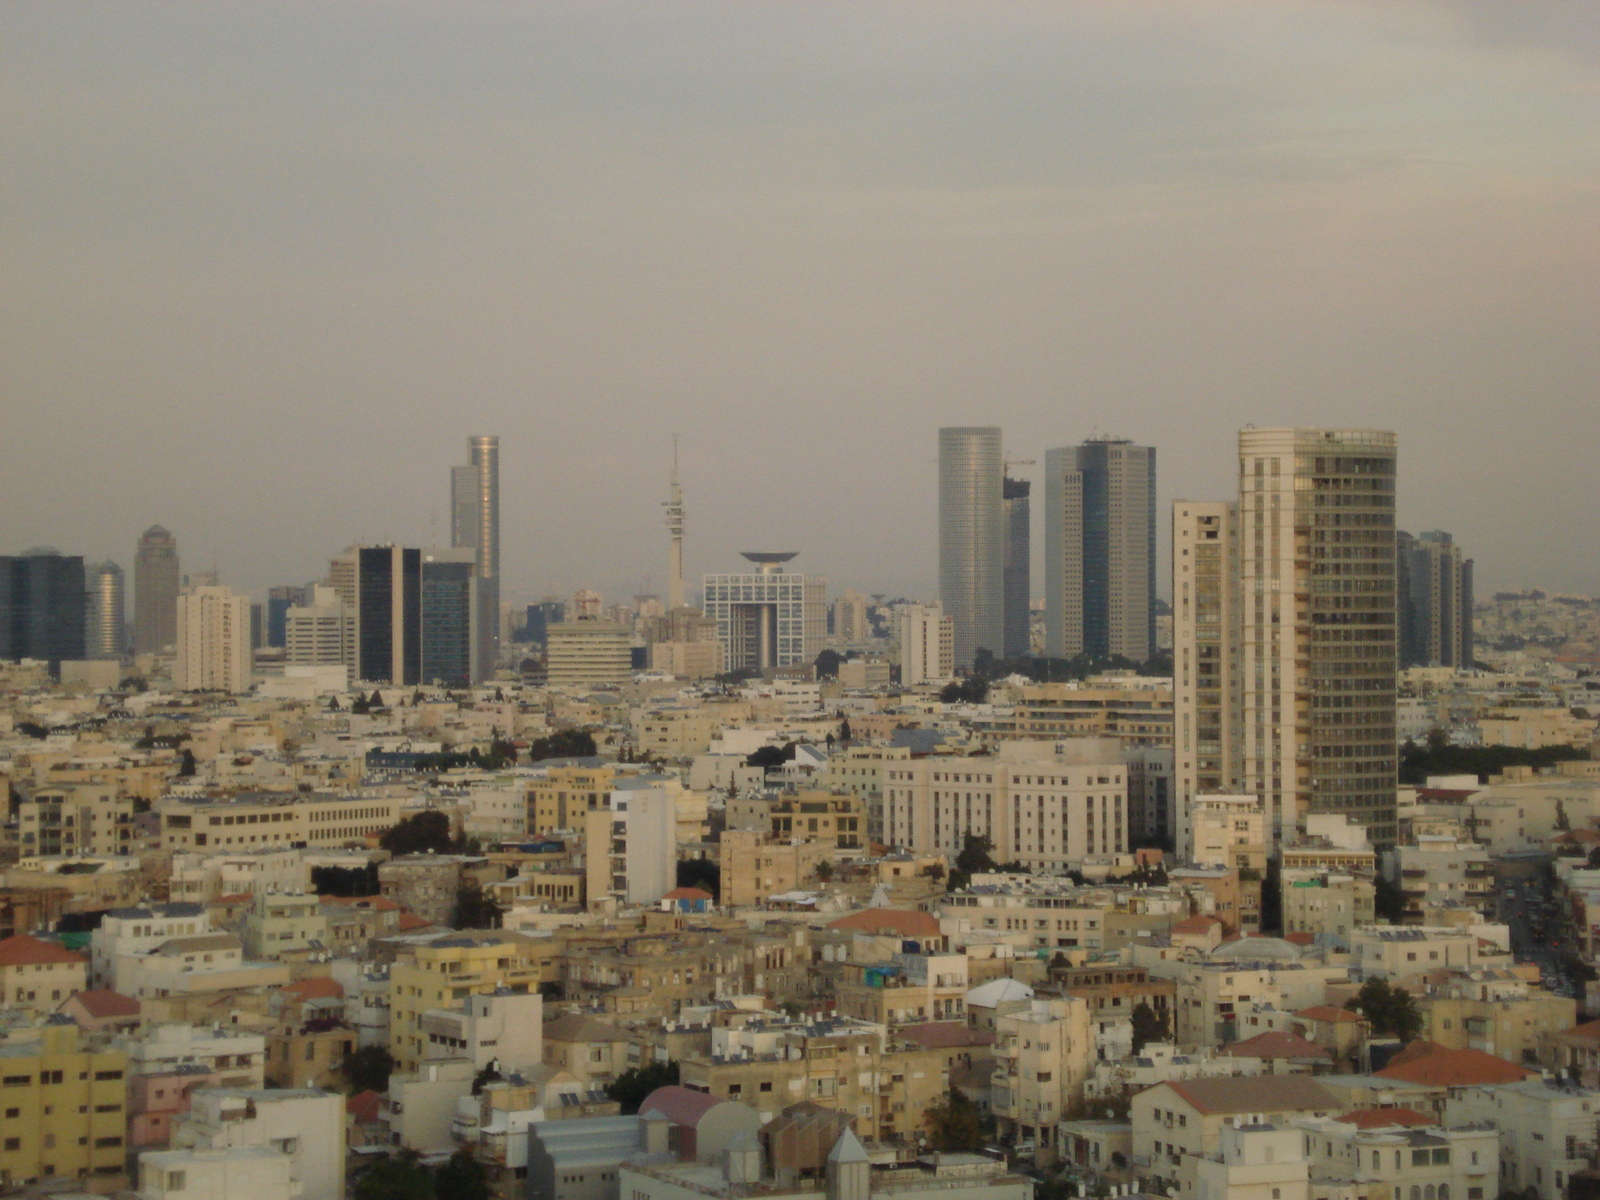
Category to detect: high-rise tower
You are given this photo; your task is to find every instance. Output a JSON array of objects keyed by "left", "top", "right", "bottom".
[
  {"left": 1002, "top": 476, "right": 1031, "bottom": 658},
  {"left": 450, "top": 436, "right": 499, "bottom": 683},
  {"left": 86, "top": 561, "right": 126, "bottom": 660},
  {"left": 0, "top": 551, "right": 87, "bottom": 676},
  {"left": 133, "top": 526, "right": 180, "bottom": 654},
  {"left": 938, "top": 427, "right": 1004, "bottom": 669},
  {"left": 1044, "top": 439, "right": 1156, "bottom": 662},
  {"left": 1174, "top": 429, "right": 1398, "bottom": 851},
  {"left": 1397, "top": 530, "right": 1473, "bottom": 668}
]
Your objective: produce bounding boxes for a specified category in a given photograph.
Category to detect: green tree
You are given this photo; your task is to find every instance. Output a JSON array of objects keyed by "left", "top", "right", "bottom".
[
  {"left": 676, "top": 859, "right": 720, "bottom": 902},
  {"left": 924, "top": 1085, "right": 984, "bottom": 1152},
  {"left": 526, "top": 729, "right": 598, "bottom": 762},
  {"left": 1373, "top": 875, "right": 1407, "bottom": 923},
  {"left": 177, "top": 748, "right": 198, "bottom": 777},
  {"left": 839, "top": 718, "right": 853, "bottom": 743},
  {"left": 380, "top": 810, "right": 454, "bottom": 856},
  {"left": 939, "top": 677, "right": 990, "bottom": 704},
  {"left": 354, "top": 1153, "right": 433, "bottom": 1200},
  {"left": 605, "top": 1061, "right": 680, "bottom": 1114},
  {"left": 341, "top": 1044, "right": 396, "bottom": 1093},
  {"left": 1130, "top": 1001, "right": 1169, "bottom": 1055},
  {"left": 451, "top": 884, "right": 504, "bottom": 930},
  {"left": 814, "top": 649, "right": 844, "bottom": 680},
  {"left": 433, "top": 1149, "right": 488, "bottom": 1200},
  {"left": 1343, "top": 977, "right": 1423, "bottom": 1042},
  {"left": 432, "top": 1152, "right": 486, "bottom": 1200}
]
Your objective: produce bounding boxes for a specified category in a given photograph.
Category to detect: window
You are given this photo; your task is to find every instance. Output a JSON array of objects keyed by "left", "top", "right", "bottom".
[{"left": 2, "top": 1139, "right": 18, "bottom": 1151}]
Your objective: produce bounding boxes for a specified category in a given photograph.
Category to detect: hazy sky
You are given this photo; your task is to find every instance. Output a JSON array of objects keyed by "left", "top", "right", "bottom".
[{"left": 4, "top": 1, "right": 1597, "bottom": 605}]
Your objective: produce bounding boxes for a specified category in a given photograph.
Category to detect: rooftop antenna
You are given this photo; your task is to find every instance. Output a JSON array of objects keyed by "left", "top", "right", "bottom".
[{"left": 663, "top": 435, "right": 685, "bottom": 610}]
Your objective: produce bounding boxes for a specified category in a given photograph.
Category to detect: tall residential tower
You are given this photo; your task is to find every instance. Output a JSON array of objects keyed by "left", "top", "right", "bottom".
[
  {"left": 450, "top": 436, "right": 499, "bottom": 683},
  {"left": 133, "top": 525, "right": 180, "bottom": 654},
  {"left": 1044, "top": 439, "right": 1156, "bottom": 662},
  {"left": 1174, "top": 429, "right": 1398, "bottom": 851},
  {"left": 938, "top": 427, "right": 1004, "bottom": 669}
]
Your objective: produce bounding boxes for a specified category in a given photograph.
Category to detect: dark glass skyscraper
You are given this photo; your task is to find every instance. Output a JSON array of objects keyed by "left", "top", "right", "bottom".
[
  {"left": 0, "top": 552, "right": 87, "bottom": 676},
  {"left": 356, "top": 546, "right": 421, "bottom": 686},
  {"left": 1044, "top": 439, "right": 1156, "bottom": 661},
  {"left": 1002, "top": 476, "right": 1031, "bottom": 658},
  {"left": 1398, "top": 530, "right": 1473, "bottom": 668},
  {"left": 422, "top": 552, "right": 476, "bottom": 688}
]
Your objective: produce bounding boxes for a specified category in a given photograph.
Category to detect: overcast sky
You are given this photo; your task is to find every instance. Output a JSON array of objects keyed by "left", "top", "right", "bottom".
[{"left": 3, "top": 0, "right": 1597, "bottom": 605}]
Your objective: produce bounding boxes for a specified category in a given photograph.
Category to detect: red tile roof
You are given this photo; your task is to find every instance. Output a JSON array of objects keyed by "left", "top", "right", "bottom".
[
  {"left": 1376, "top": 1046, "right": 1534, "bottom": 1087},
  {"left": 638, "top": 1085, "right": 724, "bottom": 1127},
  {"left": 1284, "top": 932, "right": 1316, "bottom": 946},
  {"left": 1336, "top": 1107, "right": 1436, "bottom": 1130},
  {"left": 1383, "top": 1039, "right": 1451, "bottom": 1069},
  {"left": 396, "top": 912, "right": 432, "bottom": 931},
  {"left": 283, "top": 977, "right": 344, "bottom": 1002},
  {"left": 0, "top": 934, "right": 86, "bottom": 967},
  {"left": 1219, "top": 1031, "right": 1332, "bottom": 1061},
  {"left": 827, "top": 908, "right": 941, "bottom": 938},
  {"left": 347, "top": 1090, "right": 383, "bottom": 1122},
  {"left": 662, "top": 887, "right": 714, "bottom": 901},
  {"left": 1557, "top": 1019, "right": 1600, "bottom": 1043},
  {"left": 65, "top": 989, "right": 140, "bottom": 1018},
  {"left": 1171, "top": 916, "right": 1223, "bottom": 934}
]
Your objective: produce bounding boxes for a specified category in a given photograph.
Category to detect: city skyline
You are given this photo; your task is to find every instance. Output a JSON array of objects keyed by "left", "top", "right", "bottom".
[{"left": 2, "top": 3, "right": 1595, "bottom": 602}]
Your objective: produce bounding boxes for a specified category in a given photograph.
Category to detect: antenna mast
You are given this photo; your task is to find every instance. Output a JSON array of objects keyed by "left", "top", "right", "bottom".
[{"left": 664, "top": 434, "right": 685, "bottom": 609}]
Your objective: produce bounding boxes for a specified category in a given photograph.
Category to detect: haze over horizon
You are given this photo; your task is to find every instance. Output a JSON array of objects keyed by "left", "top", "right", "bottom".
[{"left": 4, "top": 1, "right": 1597, "bottom": 604}]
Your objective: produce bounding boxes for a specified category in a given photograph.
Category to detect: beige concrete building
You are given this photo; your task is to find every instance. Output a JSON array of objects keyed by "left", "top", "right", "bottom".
[
  {"left": 1444, "top": 1079, "right": 1599, "bottom": 1200},
  {"left": 1293, "top": 1112, "right": 1498, "bottom": 1200},
  {"left": 883, "top": 739, "right": 1128, "bottom": 870},
  {"left": 17, "top": 784, "right": 137, "bottom": 858},
  {"left": 648, "top": 638, "right": 723, "bottom": 680},
  {"left": 897, "top": 603, "right": 954, "bottom": 687},
  {"left": 156, "top": 791, "right": 404, "bottom": 852},
  {"left": 1420, "top": 972, "right": 1574, "bottom": 1067},
  {"left": 237, "top": 891, "right": 330, "bottom": 961},
  {"left": 175, "top": 585, "right": 252, "bottom": 692},
  {"left": 1013, "top": 680, "right": 1172, "bottom": 749},
  {"left": 388, "top": 931, "right": 546, "bottom": 1073},
  {"left": 1383, "top": 825, "right": 1494, "bottom": 921},
  {"left": 989, "top": 995, "right": 1094, "bottom": 1161},
  {"left": 0, "top": 933, "right": 88, "bottom": 1013},
  {"left": 1180, "top": 1122, "right": 1308, "bottom": 1200},
  {"left": 527, "top": 764, "right": 614, "bottom": 834},
  {"left": 546, "top": 620, "right": 633, "bottom": 688},
  {"left": 1280, "top": 871, "right": 1374, "bottom": 939},
  {"left": 726, "top": 790, "right": 865, "bottom": 851},
  {"left": 718, "top": 829, "right": 832, "bottom": 908},
  {"left": 1189, "top": 792, "right": 1266, "bottom": 872},
  {"left": 632, "top": 707, "right": 721, "bottom": 759},
  {"left": 1131, "top": 1075, "right": 1340, "bottom": 1188}
]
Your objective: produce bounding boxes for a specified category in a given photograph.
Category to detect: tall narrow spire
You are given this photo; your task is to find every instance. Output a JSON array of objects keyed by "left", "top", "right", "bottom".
[{"left": 665, "top": 435, "right": 685, "bottom": 610}]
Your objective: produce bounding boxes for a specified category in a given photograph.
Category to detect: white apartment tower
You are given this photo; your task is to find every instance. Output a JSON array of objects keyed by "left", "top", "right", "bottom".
[
  {"left": 898, "top": 604, "right": 955, "bottom": 686},
  {"left": 175, "top": 586, "right": 251, "bottom": 692},
  {"left": 1175, "top": 429, "right": 1398, "bottom": 851}
]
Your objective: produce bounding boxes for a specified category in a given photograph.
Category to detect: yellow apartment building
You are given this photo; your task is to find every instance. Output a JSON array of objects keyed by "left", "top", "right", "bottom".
[{"left": 0, "top": 1020, "right": 130, "bottom": 1192}]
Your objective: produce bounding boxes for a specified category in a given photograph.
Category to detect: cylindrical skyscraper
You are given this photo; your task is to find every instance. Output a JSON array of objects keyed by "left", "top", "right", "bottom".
[
  {"left": 938, "top": 427, "right": 1005, "bottom": 670},
  {"left": 86, "top": 561, "right": 126, "bottom": 660}
]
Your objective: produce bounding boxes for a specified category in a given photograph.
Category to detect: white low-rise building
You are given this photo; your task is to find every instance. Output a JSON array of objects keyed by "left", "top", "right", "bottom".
[{"left": 169, "top": 1088, "right": 343, "bottom": 1200}]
